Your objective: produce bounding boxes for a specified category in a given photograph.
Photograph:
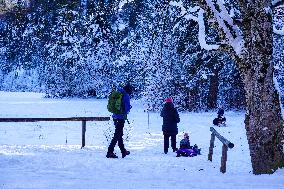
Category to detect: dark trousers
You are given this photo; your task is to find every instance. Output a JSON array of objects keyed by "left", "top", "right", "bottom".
[
  {"left": 164, "top": 134, "right": 177, "bottom": 153},
  {"left": 107, "top": 119, "right": 126, "bottom": 154}
]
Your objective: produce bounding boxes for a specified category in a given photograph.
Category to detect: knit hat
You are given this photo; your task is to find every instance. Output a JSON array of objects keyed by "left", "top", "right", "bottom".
[
  {"left": 123, "top": 84, "right": 133, "bottom": 95},
  {"left": 165, "top": 97, "right": 173, "bottom": 103},
  {"left": 184, "top": 133, "right": 189, "bottom": 139}
]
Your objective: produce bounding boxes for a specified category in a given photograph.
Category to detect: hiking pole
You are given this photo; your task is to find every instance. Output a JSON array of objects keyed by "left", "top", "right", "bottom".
[{"left": 147, "top": 110, "right": 149, "bottom": 129}]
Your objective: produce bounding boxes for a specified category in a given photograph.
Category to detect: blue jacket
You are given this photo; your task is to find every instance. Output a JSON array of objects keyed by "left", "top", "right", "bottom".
[
  {"left": 180, "top": 138, "right": 191, "bottom": 149},
  {"left": 112, "top": 88, "right": 131, "bottom": 120}
]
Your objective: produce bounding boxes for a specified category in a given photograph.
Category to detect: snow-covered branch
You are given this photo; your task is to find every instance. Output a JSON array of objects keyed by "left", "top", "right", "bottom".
[
  {"left": 170, "top": 0, "right": 246, "bottom": 53},
  {"left": 170, "top": 1, "right": 219, "bottom": 51},
  {"left": 272, "top": 0, "right": 284, "bottom": 7},
  {"left": 197, "top": 9, "right": 219, "bottom": 50},
  {"left": 205, "top": 0, "right": 244, "bottom": 56}
]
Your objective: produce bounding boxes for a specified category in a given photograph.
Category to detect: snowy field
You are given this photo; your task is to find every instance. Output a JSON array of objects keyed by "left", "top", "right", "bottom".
[{"left": 0, "top": 92, "right": 283, "bottom": 189}]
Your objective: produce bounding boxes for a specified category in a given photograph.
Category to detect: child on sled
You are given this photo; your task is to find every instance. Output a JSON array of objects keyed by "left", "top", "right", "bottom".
[{"left": 176, "top": 133, "right": 201, "bottom": 157}]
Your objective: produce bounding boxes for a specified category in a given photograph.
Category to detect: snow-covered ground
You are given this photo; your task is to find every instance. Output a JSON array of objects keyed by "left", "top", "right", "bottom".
[{"left": 0, "top": 92, "right": 283, "bottom": 189}]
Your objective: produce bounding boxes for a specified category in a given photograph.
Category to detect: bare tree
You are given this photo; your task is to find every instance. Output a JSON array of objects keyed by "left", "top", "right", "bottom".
[{"left": 170, "top": 0, "right": 284, "bottom": 174}]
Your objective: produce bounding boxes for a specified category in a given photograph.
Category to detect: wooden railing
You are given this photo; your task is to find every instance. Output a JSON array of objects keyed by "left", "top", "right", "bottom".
[
  {"left": 208, "top": 127, "right": 234, "bottom": 173},
  {"left": 0, "top": 117, "right": 110, "bottom": 148}
]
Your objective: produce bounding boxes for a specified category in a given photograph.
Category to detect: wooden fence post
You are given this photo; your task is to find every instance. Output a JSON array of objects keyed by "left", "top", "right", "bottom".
[
  {"left": 208, "top": 133, "right": 215, "bottom": 161},
  {"left": 81, "top": 120, "right": 86, "bottom": 148},
  {"left": 0, "top": 117, "right": 110, "bottom": 148},
  {"left": 220, "top": 144, "right": 228, "bottom": 173},
  {"left": 208, "top": 127, "right": 234, "bottom": 173}
]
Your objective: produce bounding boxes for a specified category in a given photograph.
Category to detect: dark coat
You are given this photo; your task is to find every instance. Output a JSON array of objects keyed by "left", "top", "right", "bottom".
[
  {"left": 160, "top": 102, "right": 180, "bottom": 135},
  {"left": 217, "top": 108, "right": 224, "bottom": 117}
]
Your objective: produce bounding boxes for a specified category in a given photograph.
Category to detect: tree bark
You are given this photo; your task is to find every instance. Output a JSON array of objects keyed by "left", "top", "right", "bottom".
[
  {"left": 197, "top": 0, "right": 284, "bottom": 174},
  {"left": 242, "top": 62, "right": 284, "bottom": 174},
  {"left": 207, "top": 68, "right": 219, "bottom": 110},
  {"left": 238, "top": 1, "right": 284, "bottom": 174}
]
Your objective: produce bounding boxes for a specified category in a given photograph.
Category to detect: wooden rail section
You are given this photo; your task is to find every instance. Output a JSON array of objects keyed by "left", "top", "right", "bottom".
[
  {"left": 0, "top": 117, "right": 110, "bottom": 148},
  {"left": 208, "top": 127, "right": 234, "bottom": 173}
]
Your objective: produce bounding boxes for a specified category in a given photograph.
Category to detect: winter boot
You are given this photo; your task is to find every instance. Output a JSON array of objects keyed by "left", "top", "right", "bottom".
[
  {"left": 122, "top": 150, "right": 130, "bottom": 158},
  {"left": 106, "top": 152, "right": 118, "bottom": 158},
  {"left": 176, "top": 151, "right": 181, "bottom": 157}
]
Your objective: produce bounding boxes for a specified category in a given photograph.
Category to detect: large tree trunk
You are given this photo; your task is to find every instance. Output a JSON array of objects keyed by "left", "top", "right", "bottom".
[
  {"left": 239, "top": 1, "right": 284, "bottom": 174},
  {"left": 197, "top": 0, "right": 284, "bottom": 174},
  {"left": 242, "top": 60, "right": 284, "bottom": 174},
  {"left": 207, "top": 68, "right": 219, "bottom": 110}
]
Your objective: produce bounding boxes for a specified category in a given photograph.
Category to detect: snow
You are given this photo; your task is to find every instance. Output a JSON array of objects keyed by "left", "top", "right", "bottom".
[
  {"left": 272, "top": 0, "right": 283, "bottom": 6},
  {"left": 170, "top": 1, "right": 219, "bottom": 50},
  {"left": 204, "top": 0, "right": 244, "bottom": 55},
  {"left": 273, "top": 25, "right": 284, "bottom": 35},
  {"left": 119, "top": 0, "right": 134, "bottom": 11},
  {"left": 169, "top": 0, "right": 244, "bottom": 53},
  {"left": 197, "top": 9, "right": 220, "bottom": 51},
  {"left": 0, "top": 92, "right": 284, "bottom": 189}
]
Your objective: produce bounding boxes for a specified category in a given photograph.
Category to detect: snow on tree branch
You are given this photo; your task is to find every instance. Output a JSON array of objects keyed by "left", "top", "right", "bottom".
[
  {"left": 170, "top": 1, "right": 219, "bottom": 51},
  {"left": 204, "top": 0, "right": 244, "bottom": 55},
  {"left": 272, "top": 0, "right": 284, "bottom": 7},
  {"left": 197, "top": 9, "right": 219, "bottom": 50}
]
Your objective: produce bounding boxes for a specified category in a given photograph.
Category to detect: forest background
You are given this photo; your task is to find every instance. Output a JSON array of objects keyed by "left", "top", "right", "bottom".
[{"left": 0, "top": 0, "right": 283, "bottom": 112}]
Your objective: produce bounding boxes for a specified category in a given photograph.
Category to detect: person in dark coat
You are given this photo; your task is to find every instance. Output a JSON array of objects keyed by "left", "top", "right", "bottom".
[
  {"left": 106, "top": 84, "right": 133, "bottom": 158},
  {"left": 213, "top": 105, "right": 226, "bottom": 126},
  {"left": 217, "top": 106, "right": 225, "bottom": 118},
  {"left": 160, "top": 97, "right": 180, "bottom": 154}
]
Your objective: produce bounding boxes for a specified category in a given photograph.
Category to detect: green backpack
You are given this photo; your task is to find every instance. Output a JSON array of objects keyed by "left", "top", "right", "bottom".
[{"left": 107, "top": 91, "right": 124, "bottom": 114}]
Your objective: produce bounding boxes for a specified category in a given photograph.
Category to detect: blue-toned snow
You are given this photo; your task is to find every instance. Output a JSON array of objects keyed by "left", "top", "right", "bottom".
[{"left": 0, "top": 92, "right": 283, "bottom": 189}]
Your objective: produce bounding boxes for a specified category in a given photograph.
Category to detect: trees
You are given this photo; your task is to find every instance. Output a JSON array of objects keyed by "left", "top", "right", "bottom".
[
  {"left": 0, "top": 0, "right": 246, "bottom": 109},
  {"left": 176, "top": 0, "right": 284, "bottom": 174},
  {"left": 1, "top": 1, "right": 282, "bottom": 173},
  {"left": 274, "top": 5, "right": 284, "bottom": 102}
]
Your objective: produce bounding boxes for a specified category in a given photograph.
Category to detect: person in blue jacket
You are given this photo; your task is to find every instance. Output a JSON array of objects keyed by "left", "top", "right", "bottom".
[
  {"left": 106, "top": 84, "right": 133, "bottom": 158},
  {"left": 176, "top": 133, "right": 201, "bottom": 157}
]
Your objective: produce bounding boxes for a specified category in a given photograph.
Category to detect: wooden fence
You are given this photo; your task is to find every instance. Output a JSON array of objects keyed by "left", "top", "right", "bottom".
[
  {"left": 0, "top": 117, "right": 110, "bottom": 148},
  {"left": 208, "top": 127, "right": 234, "bottom": 173}
]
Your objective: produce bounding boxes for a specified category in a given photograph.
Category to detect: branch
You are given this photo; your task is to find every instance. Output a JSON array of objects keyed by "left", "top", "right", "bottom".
[
  {"left": 170, "top": 1, "right": 199, "bottom": 22},
  {"left": 170, "top": 1, "right": 219, "bottom": 50},
  {"left": 272, "top": 0, "right": 284, "bottom": 8},
  {"left": 204, "top": 0, "right": 244, "bottom": 56},
  {"left": 218, "top": 43, "right": 243, "bottom": 68},
  {"left": 197, "top": 9, "right": 219, "bottom": 50}
]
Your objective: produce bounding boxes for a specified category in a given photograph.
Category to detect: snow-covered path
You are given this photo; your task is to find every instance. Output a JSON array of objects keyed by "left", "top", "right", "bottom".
[{"left": 0, "top": 92, "right": 283, "bottom": 189}]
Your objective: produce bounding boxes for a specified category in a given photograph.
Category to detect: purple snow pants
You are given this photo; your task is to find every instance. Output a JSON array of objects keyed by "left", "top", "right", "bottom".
[{"left": 176, "top": 148, "right": 197, "bottom": 157}]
